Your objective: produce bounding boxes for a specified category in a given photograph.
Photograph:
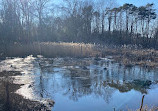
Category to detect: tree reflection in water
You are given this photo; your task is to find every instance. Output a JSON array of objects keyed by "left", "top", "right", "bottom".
[{"left": 34, "top": 57, "right": 158, "bottom": 104}]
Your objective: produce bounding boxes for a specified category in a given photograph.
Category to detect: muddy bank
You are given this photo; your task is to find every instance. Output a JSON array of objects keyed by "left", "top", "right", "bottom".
[{"left": 0, "top": 71, "right": 54, "bottom": 111}]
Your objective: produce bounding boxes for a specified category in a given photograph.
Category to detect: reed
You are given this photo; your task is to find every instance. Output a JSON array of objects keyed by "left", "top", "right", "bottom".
[
  {"left": 1, "top": 42, "right": 158, "bottom": 67},
  {"left": 128, "top": 106, "right": 158, "bottom": 111},
  {"left": 1, "top": 42, "right": 101, "bottom": 58}
]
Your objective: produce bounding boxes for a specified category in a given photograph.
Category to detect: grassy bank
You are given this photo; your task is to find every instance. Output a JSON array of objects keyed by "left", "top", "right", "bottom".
[
  {"left": 1, "top": 42, "right": 158, "bottom": 68},
  {"left": 102, "top": 47, "right": 158, "bottom": 68}
]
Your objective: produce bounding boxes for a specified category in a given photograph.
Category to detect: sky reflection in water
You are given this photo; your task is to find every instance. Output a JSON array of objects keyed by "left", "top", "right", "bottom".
[{"left": 31, "top": 57, "right": 158, "bottom": 111}]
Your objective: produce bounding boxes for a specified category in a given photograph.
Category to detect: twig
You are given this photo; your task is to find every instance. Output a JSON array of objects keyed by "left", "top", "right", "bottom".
[{"left": 140, "top": 95, "right": 145, "bottom": 111}]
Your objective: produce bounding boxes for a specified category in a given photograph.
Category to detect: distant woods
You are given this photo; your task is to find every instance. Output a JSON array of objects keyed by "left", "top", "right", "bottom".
[{"left": 0, "top": 0, "right": 158, "bottom": 48}]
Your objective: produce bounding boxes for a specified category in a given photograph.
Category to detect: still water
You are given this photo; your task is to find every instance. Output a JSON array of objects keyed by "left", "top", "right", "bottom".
[{"left": 1, "top": 56, "right": 158, "bottom": 111}]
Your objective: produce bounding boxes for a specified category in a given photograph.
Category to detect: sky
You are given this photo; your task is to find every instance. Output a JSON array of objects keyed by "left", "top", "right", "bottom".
[
  {"left": 117, "top": 0, "right": 158, "bottom": 8},
  {"left": 53, "top": 0, "right": 158, "bottom": 9}
]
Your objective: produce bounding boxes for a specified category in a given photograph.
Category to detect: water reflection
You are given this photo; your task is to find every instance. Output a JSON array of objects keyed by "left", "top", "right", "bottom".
[
  {"left": 32, "top": 57, "right": 158, "bottom": 111},
  {"left": 1, "top": 56, "right": 158, "bottom": 111}
]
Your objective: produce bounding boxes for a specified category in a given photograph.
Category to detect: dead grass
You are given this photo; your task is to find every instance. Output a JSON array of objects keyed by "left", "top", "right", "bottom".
[
  {"left": 101, "top": 47, "right": 158, "bottom": 68},
  {"left": 1, "top": 42, "right": 158, "bottom": 68},
  {"left": 2, "top": 42, "right": 101, "bottom": 58},
  {"left": 128, "top": 106, "right": 158, "bottom": 111}
]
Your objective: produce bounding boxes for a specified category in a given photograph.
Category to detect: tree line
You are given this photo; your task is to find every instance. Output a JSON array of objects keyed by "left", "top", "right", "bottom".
[{"left": 0, "top": 0, "right": 158, "bottom": 48}]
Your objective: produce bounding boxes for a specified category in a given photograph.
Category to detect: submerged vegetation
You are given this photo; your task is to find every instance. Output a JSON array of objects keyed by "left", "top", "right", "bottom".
[
  {"left": 1, "top": 56, "right": 158, "bottom": 111},
  {"left": 0, "top": 0, "right": 158, "bottom": 111}
]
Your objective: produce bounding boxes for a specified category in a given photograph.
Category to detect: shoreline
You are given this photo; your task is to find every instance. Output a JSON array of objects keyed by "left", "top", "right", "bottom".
[
  {"left": 100, "top": 47, "right": 158, "bottom": 68},
  {"left": 0, "top": 71, "right": 54, "bottom": 111},
  {"left": 0, "top": 55, "right": 158, "bottom": 111},
  {"left": 0, "top": 42, "right": 158, "bottom": 68}
]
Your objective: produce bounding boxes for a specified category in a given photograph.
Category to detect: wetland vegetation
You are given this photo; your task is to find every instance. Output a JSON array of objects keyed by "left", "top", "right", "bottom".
[{"left": 0, "top": 0, "right": 158, "bottom": 111}]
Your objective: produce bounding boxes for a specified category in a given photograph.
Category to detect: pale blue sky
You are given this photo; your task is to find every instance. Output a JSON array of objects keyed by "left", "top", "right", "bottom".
[
  {"left": 52, "top": 0, "right": 158, "bottom": 10},
  {"left": 117, "top": 0, "right": 158, "bottom": 8}
]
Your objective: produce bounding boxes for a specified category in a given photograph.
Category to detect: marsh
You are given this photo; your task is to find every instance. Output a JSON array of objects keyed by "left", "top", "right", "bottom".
[{"left": 1, "top": 56, "right": 158, "bottom": 111}]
